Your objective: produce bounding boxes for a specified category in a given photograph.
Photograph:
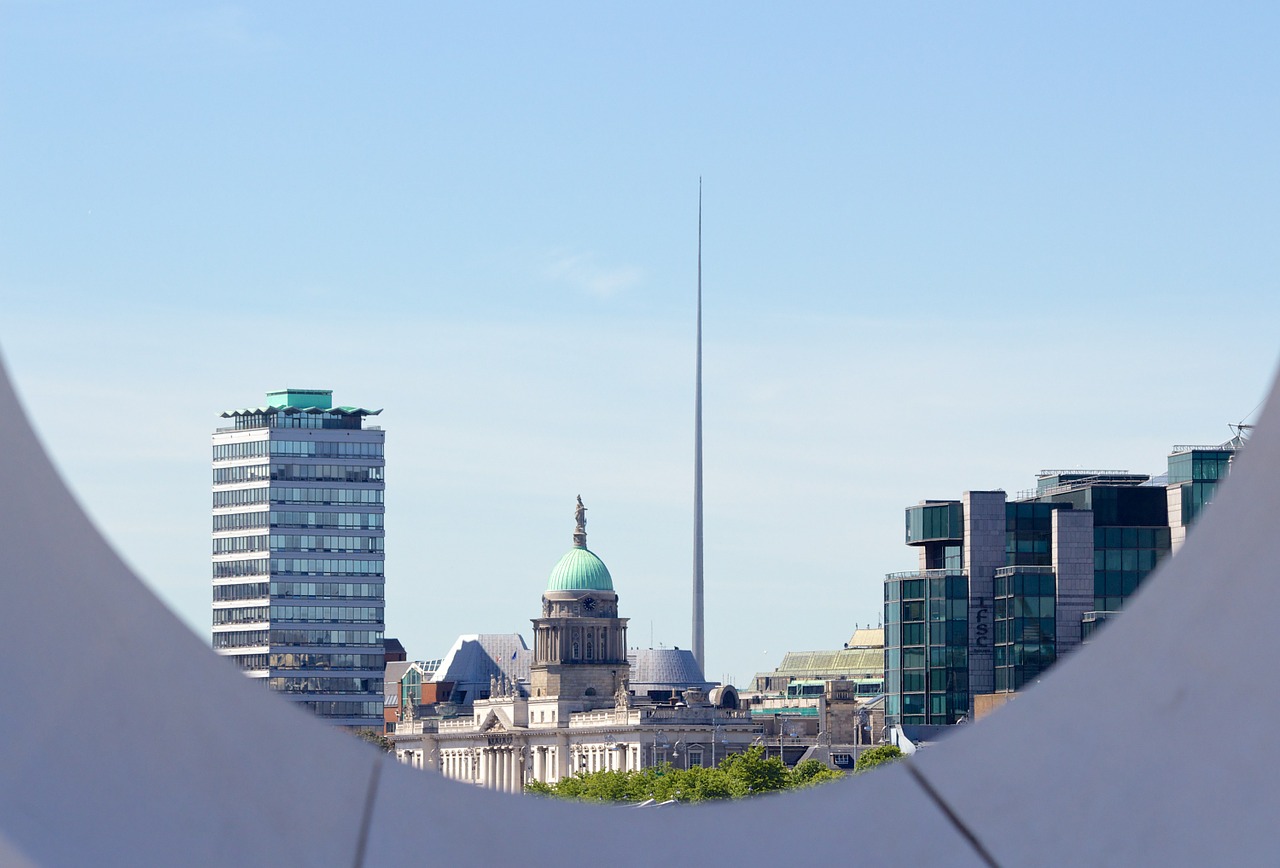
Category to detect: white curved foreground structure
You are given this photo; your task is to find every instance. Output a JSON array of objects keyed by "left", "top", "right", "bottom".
[{"left": 1, "top": 351, "right": 1277, "bottom": 867}]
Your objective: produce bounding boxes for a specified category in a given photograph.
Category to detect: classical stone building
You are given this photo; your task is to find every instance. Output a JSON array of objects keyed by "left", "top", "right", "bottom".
[{"left": 390, "top": 500, "right": 760, "bottom": 791}]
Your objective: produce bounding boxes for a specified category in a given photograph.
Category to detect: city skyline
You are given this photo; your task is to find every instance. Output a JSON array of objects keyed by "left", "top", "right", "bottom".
[{"left": 2, "top": 3, "right": 1278, "bottom": 683}]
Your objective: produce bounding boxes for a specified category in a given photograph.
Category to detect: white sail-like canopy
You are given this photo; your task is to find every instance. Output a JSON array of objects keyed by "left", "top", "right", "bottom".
[{"left": 1, "top": 349, "right": 1278, "bottom": 866}]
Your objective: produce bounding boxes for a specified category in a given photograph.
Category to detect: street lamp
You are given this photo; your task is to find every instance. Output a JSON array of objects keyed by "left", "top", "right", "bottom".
[{"left": 653, "top": 730, "right": 669, "bottom": 768}]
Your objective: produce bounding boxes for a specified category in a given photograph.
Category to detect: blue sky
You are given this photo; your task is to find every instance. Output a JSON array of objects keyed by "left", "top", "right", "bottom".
[{"left": 1, "top": 2, "right": 1277, "bottom": 685}]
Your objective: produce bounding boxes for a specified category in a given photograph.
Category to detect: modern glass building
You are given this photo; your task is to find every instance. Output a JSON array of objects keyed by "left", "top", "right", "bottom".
[
  {"left": 883, "top": 570, "right": 969, "bottom": 726},
  {"left": 211, "top": 389, "right": 386, "bottom": 728},
  {"left": 1027, "top": 474, "right": 1171, "bottom": 614},
  {"left": 1167, "top": 440, "right": 1243, "bottom": 552},
  {"left": 887, "top": 495, "right": 1091, "bottom": 725},
  {"left": 884, "top": 433, "right": 1247, "bottom": 728}
]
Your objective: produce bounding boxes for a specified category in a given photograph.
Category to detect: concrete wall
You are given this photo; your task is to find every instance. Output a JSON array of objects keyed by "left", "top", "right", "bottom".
[
  {"left": 963, "top": 491, "right": 1006, "bottom": 705},
  {"left": 1052, "top": 509, "right": 1094, "bottom": 653}
]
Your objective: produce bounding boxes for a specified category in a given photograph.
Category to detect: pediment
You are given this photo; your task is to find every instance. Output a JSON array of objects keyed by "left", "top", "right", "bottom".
[{"left": 478, "top": 707, "right": 514, "bottom": 732}]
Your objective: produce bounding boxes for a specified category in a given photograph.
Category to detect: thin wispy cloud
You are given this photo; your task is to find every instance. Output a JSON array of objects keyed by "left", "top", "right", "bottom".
[
  {"left": 543, "top": 251, "right": 643, "bottom": 298},
  {"left": 164, "top": 5, "right": 279, "bottom": 54}
]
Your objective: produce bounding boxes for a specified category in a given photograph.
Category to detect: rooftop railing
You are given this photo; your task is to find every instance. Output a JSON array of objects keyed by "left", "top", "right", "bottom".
[{"left": 884, "top": 569, "right": 963, "bottom": 580}]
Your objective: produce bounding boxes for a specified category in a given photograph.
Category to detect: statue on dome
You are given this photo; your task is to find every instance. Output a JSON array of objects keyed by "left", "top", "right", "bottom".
[{"left": 573, "top": 495, "right": 588, "bottom": 547}]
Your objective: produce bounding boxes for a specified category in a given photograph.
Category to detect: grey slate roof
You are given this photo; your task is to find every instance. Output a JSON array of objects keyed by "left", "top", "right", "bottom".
[
  {"left": 431, "top": 634, "right": 531, "bottom": 704},
  {"left": 627, "top": 648, "right": 713, "bottom": 692}
]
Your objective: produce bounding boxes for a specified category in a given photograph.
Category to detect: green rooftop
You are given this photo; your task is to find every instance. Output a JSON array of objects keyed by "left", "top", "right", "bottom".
[
  {"left": 267, "top": 389, "right": 333, "bottom": 410},
  {"left": 547, "top": 547, "right": 614, "bottom": 592},
  {"left": 220, "top": 388, "right": 382, "bottom": 418}
]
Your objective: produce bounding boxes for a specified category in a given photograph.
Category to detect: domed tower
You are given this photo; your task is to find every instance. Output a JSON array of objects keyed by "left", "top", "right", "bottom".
[{"left": 529, "top": 497, "right": 629, "bottom": 715}]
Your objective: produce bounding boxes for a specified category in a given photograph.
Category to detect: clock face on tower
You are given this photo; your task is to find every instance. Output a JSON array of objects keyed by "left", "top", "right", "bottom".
[{"left": 581, "top": 596, "right": 597, "bottom": 612}]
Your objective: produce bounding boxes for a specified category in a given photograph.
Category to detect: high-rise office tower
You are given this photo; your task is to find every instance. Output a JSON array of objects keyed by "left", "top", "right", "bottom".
[{"left": 211, "top": 389, "right": 386, "bottom": 727}]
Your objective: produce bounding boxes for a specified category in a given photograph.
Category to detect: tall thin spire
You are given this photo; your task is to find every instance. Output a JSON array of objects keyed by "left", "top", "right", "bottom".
[{"left": 692, "top": 179, "right": 705, "bottom": 673}]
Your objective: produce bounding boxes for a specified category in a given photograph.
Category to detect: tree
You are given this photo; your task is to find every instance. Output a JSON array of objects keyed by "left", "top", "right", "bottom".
[
  {"left": 719, "top": 745, "right": 789, "bottom": 797},
  {"left": 525, "top": 744, "right": 843, "bottom": 802},
  {"left": 789, "top": 758, "right": 844, "bottom": 788},
  {"left": 351, "top": 728, "right": 394, "bottom": 753},
  {"left": 854, "top": 744, "right": 903, "bottom": 773}
]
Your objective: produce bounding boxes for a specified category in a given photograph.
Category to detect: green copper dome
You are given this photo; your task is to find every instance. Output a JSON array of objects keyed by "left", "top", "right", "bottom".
[{"left": 547, "top": 547, "right": 614, "bottom": 592}]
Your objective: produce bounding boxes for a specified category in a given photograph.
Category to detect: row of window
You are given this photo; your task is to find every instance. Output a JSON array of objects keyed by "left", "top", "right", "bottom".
[
  {"left": 994, "top": 642, "right": 1055, "bottom": 669},
  {"left": 213, "top": 510, "right": 386, "bottom": 533},
  {"left": 226, "top": 654, "right": 268, "bottom": 670},
  {"left": 994, "top": 571, "right": 1056, "bottom": 598},
  {"left": 270, "top": 511, "right": 384, "bottom": 530},
  {"left": 270, "top": 605, "right": 383, "bottom": 623},
  {"left": 1095, "top": 548, "right": 1163, "bottom": 572},
  {"left": 292, "top": 700, "right": 382, "bottom": 718},
  {"left": 213, "top": 582, "right": 269, "bottom": 601},
  {"left": 230, "top": 413, "right": 365, "bottom": 431},
  {"left": 212, "top": 534, "right": 385, "bottom": 555},
  {"left": 887, "top": 645, "right": 968, "bottom": 670},
  {"left": 270, "top": 629, "right": 383, "bottom": 647},
  {"left": 271, "top": 487, "right": 384, "bottom": 505},
  {"left": 1167, "top": 451, "right": 1233, "bottom": 485},
  {"left": 270, "top": 464, "right": 384, "bottom": 483},
  {"left": 269, "top": 535, "right": 384, "bottom": 553},
  {"left": 212, "top": 440, "right": 271, "bottom": 461},
  {"left": 884, "top": 576, "right": 968, "bottom": 603},
  {"left": 213, "top": 559, "right": 268, "bottom": 579},
  {"left": 269, "top": 440, "right": 384, "bottom": 459},
  {"left": 269, "top": 652, "right": 385, "bottom": 670},
  {"left": 214, "top": 488, "right": 387, "bottom": 509},
  {"left": 922, "top": 543, "right": 963, "bottom": 572},
  {"left": 884, "top": 692, "right": 968, "bottom": 724},
  {"left": 213, "top": 440, "right": 384, "bottom": 462},
  {"left": 893, "top": 669, "right": 968, "bottom": 694},
  {"left": 214, "top": 464, "right": 386, "bottom": 487},
  {"left": 214, "top": 630, "right": 268, "bottom": 648},
  {"left": 213, "top": 606, "right": 268, "bottom": 625},
  {"left": 213, "top": 535, "right": 268, "bottom": 555},
  {"left": 270, "top": 558, "right": 384, "bottom": 577},
  {"left": 213, "top": 465, "right": 270, "bottom": 485},
  {"left": 213, "top": 511, "right": 269, "bottom": 532},
  {"left": 213, "top": 558, "right": 386, "bottom": 579},
  {"left": 887, "top": 598, "right": 967, "bottom": 623},
  {"left": 267, "top": 676, "right": 382, "bottom": 694},
  {"left": 1094, "top": 526, "right": 1173, "bottom": 550},
  {"left": 883, "top": 620, "right": 968, "bottom": 648},
  {"left": 270, "top": 581, "right": 384, "bottom": 599},
  {"left": 994, "top": 617, "right": 1055, "bottom": 644},
  {"left": 1094, "top": 571, "right": 1145, "bottom": 598},
  {"left": 213, "top": 488, "right": 269, "bottom": 508},
  {"left": 995, "top": 596, "right": 1056, "bottom": 619}
]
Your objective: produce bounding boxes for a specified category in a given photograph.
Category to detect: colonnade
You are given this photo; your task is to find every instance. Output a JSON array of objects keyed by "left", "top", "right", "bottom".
[
  {"left": 439, "top": 746, "right": 528, "bottom": 793},
  {"left": 433, "top": 740, "right": 649, "bottom": 790}
]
